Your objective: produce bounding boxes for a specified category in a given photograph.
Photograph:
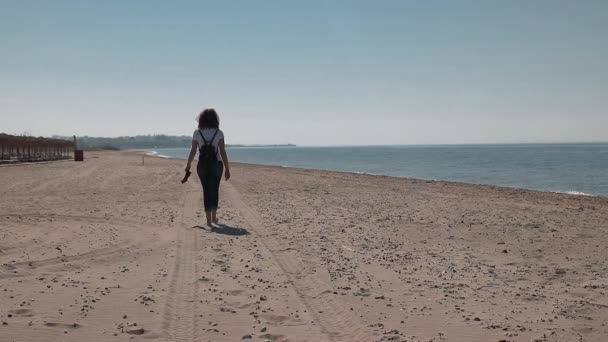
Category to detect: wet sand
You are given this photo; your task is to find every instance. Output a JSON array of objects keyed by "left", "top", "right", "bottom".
[{"left": 1, "top": 151, "right": 607, "bottom": 342}]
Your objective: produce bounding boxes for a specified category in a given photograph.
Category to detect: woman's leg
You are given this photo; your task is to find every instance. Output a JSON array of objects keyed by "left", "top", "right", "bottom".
[
  {"left": 205, "top": 211, "right": 212, "bottom": 226},
  {"left": 211, "top": 162, "right": 224, "bottom": 224},
  {"left": 197, "top": 161, "right": 213, "bottom": 226},
  {"left": 211, "top": 210, "right": 218, "bottom": 224}
]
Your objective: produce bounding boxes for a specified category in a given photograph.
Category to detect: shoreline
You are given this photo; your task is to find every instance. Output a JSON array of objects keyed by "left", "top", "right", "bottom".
[{"left": 139, "top": 149, "right": 607, "bottom": 200}]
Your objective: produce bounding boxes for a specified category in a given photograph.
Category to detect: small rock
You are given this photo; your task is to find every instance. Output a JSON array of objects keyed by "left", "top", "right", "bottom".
[{"left": 242, "top": 334, "right": 252, "bottom": 340}]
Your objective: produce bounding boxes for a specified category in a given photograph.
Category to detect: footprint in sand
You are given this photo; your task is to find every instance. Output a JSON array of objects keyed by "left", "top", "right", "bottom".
[
  {"left": 43, "top": 322, "right": 81, "bottom": 329},
  {"left": 260, "top": 313, "right": 301, "bottom": 326},
  {"left": 226, "top": 289, "right": 245, "bottom": 296},
  {"left": 260, "top": 333, "right": 289, "bottom": 342},
  {"left": 9, "top": 308, "right": 34, "bottom": 317}
]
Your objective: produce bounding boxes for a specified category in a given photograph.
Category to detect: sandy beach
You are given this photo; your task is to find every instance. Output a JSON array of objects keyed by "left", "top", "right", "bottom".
[{"left": 1, "top": 151, "right": 607, "bottom": 342}]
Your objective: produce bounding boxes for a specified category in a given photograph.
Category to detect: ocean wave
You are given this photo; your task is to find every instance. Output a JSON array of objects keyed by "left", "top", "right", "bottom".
[
  {"left": 563, "top": 191, "right": 594, "bottom": 196},
  {"left": 143, "top": 151, "right": 173, "bottom": 158},
  {"left": 354, "top": 171, "right": 379, "bottom": 176}
]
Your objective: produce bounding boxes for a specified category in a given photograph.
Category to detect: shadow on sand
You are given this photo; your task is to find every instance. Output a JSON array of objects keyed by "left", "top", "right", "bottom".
[{"left": 193, "top": 224, "right": 250, "bottom": 236}]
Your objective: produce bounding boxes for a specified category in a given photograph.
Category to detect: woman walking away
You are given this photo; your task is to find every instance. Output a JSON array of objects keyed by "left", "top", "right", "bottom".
[{"left": 185, "top": 108, "right": 231, "bottom": 227}]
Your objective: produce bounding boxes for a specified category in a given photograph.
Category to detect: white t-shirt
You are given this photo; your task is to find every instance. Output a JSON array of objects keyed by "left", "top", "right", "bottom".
[{"left": 193, "top": 128, "right": 224, "bottom": 161}]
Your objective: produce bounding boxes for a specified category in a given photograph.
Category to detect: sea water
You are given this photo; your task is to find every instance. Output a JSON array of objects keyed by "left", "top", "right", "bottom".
[{"left": 150, "top": 143, "right": 608, "bottom": 197}]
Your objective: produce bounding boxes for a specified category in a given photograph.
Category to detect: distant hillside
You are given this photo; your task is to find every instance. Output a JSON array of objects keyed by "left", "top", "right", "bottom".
[{"left": 52, "top": 135, "right": 294, "bottom": 150}]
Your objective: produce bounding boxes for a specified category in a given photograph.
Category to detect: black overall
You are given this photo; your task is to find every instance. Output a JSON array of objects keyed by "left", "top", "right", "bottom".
[{"left": 196, "top": 129, "right": 223, "bottom": 211}]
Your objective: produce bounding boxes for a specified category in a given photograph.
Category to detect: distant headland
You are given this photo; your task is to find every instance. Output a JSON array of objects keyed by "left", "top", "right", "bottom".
[{"left": 51, "top": 135, "right": 295, "bottom": 151}]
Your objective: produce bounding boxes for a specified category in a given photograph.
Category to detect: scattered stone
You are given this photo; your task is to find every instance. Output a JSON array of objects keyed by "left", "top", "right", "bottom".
[{"left": 242, "top": 334, "right": 253, "bottom": 339}]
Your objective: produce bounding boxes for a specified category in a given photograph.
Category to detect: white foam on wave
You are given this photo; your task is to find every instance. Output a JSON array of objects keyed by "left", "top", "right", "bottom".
[
  {"left": 354, "top": 171, "right": 379, "bottom": 176},
  {"left": 563, "top": 191, "right": 594, "bottom": 196},
  {"left": 142, "top": 151, "right": 173, "bottom": 159}
]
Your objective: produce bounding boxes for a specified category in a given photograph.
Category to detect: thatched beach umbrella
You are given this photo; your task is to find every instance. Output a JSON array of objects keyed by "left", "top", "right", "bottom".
[{"left": 0, "top": 133, "right": 74, "bottom": 163}]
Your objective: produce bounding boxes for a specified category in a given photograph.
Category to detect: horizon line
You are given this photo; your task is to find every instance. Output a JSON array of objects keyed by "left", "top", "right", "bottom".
[{"left": 3, "top": 132, "right": 607, "bottom": 147}]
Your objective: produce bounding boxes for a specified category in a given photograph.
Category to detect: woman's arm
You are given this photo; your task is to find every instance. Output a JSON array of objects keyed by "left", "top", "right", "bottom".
[
  {"left": 218, "top": 138, "right": 231, "bottom": 180},
  {"left": 185, "top": 140, "right": 197, "bottom": 172}
]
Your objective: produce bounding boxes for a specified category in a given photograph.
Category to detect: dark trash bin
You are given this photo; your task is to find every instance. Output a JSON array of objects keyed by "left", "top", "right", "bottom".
[{"left": 75, "top": 150, "right": 84, "bottom": 161}]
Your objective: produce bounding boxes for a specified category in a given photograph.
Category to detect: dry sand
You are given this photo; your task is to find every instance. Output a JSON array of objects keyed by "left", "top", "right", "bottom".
[{"left": 1, "top": 151, "right": 607, "bottom": 342}]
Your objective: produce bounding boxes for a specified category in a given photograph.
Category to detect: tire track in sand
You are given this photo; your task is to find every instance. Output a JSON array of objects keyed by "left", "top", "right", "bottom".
[
  {"left": 162, "top": 188, "right": 201, "bottom": 342},
  {"left": 0, "top": 240, "right": 139, "bottom": 279},
  {"left": 224, "top": 182, "right": 377, "bottom": 342}
]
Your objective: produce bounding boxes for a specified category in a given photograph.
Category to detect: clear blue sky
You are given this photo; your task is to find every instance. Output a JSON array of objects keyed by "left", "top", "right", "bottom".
[{"left": 1, "top": 1, "right": 607, "bottom": 145}]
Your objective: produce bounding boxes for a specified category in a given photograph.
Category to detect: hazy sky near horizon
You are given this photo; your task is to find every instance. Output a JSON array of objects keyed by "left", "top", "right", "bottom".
[{"left": 1, "top": 1, "right": 607, "bottom": 145}]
